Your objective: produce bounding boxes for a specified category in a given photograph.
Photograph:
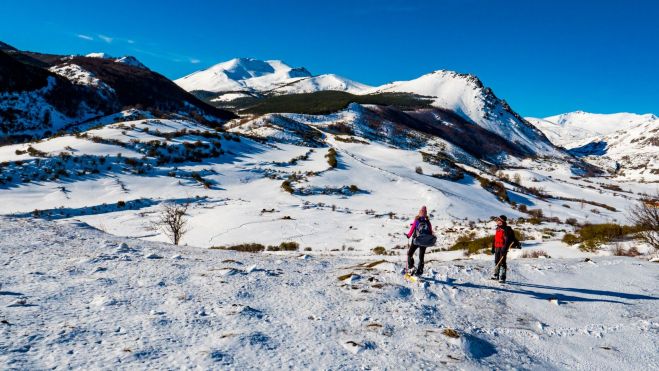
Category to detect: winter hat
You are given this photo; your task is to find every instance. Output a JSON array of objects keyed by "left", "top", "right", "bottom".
[{"left": 496, "top": 215, "right": 507, "bottom": 222}]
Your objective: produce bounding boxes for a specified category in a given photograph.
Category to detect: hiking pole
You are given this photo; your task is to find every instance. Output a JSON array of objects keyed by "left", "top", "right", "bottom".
[
  {"left": 405, "top": 236, "right": 410, "bottom": 273},
  {"left": 494, "top": 253, "right": 506, "bottom": 271}
]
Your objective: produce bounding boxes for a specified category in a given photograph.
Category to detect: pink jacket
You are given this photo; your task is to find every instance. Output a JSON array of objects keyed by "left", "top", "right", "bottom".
[{"left": 407, "top": 217, "right": 433, "bottom": 238}]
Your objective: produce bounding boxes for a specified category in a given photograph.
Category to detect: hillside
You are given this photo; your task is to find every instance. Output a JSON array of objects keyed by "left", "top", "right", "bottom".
[
  {"left": 527, "top": 111, "right": 658, "bottom": 148},
  {"left": 568, "top": 119, "right": 659, "bottom": 181},
  {"left": 235, "top": 91, "right": 433, "bottom": 115},
  {"left": 365, "top": 71, "right": 560, "bottom": 158},
  {"left": 528, "top": 112, "right": 659, "bottom": 181},
  {"left": 0, "top": 101, "right": 645, "bottom": 253},
  {"left": 0, "top": 44, "right": 235, "bottom": 143},
  {"left": 2, "top": 44, "right": 652, "bottom": 252}
]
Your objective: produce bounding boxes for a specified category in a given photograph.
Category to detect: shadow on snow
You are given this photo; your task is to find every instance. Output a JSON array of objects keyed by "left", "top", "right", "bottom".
[{"left": 424, "top": 277, "right": 657, "bottom": 305}]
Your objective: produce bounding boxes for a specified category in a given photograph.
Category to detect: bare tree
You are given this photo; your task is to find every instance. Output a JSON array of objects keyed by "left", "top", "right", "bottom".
[
  {"left": 628, "top": 193, "right": 659, "bottom": 250},
  {"left": 153, "top": 203, "right": 190, "bottom": 245}
]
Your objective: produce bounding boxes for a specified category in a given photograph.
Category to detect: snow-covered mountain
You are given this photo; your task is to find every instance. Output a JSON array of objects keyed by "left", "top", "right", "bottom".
[
  {"left": 568, "top": 117, "right": 659, "bottom": 180},
  {"left": 365, "top": 70, "right": 561, "bottom": 158},
  {"left": 268, "top": 73, "right": 372, "bottom": 95},
  {"left": 85, "top": 52, "right": 112, "bottom": 59},
  {"left": 527, "top": 111, "right": 658, "bottom": 148},
  {"left": 527, "top": 112, "right": 658, "bottom": 180},
  {"left": 175, "top": 57, "right": 371, "bottom": 96},
  {"left": 114, "top": 56, "right": 148, "bottom": 69},
  {"left": 0, "top": 45, "right": 234, "bottom": 141},
  {"left": 86, "top": 52, "right": 149, "bottom": 69},
  {"left": 180, "top": 60, "right": 563, "bottom": 158},
  {"left": 48, "top": 63, "right": 116, "bottom": 99}
]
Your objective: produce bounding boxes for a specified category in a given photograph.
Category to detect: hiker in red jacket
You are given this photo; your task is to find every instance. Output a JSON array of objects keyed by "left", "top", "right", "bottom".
[{"left": 491, "top": 215, "right": 518, "bottom": 283}]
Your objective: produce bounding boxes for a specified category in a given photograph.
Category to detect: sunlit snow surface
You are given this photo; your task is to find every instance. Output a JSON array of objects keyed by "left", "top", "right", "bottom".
[{"left": 0, "top": 217, "right": 657, "bottom": 369}]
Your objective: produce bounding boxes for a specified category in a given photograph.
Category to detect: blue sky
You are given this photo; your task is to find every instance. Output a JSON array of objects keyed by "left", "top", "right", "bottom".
[{"left": 2, "top": 0, "right": 658, "bottom": 117}]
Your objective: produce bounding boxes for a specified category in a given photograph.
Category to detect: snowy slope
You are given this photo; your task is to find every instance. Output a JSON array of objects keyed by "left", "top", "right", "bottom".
[
  {"left": 49, "top": 63, "right": 116, "bottom": 99},
  {"left": 527, "top": 111, "right": 658, "bottom": 147},
  {"left": 175, "top": 58, "right": 371, "bottom": 95},
  {"left": 232, "top": 103, "right": 514, "bottom": 166},
  {"left": 527, "top": 112, "right": 659, "bottom": 180},
  {"left": 0, "top": 114, "right": 524, "bottom": 249},
  {"left": 114, "top": 56, "right": 148, "bottom": 69},
  {"left": 365, "top": 71, "right": 562, "bottom": 158},
  {"left": 86, "top": 52, "right": 112, "bottom": 59},
  {"left": 1, "top": 216, "right": 657, "bottom": 369},
  {"left": 2, "top": 78, "right": 657, "bottom": 370},
  {"left": 175, "top": 58, "right": 312, "bottom": 92},
  {"left": 267, "top": 73, "right": 371, "bottom": 95},
  {"left": 0, "top": 107, "right": 644, "bottom": 251},
  {"left": 568, "top": 119, "right": 659, "bottom": 180},
  {"left": 0, "top": 76, "right": 101, "bottom": 136}
]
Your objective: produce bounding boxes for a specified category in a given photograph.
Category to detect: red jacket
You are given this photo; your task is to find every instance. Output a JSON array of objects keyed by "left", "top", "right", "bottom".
[
  {"left": 493, "top": 225, "right": 517, "bottom": 250},
  {"left": 493, "top": 227, "right": 506, "bottom": 248}
]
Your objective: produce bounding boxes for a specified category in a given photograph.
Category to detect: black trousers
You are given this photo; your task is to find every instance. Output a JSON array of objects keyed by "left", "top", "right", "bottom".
[
  {"left": 494, "top": 248, "right": 507, "bottom": 280},
  {"left": 407, "top": 243, "right": 426, "bottom": 274}
]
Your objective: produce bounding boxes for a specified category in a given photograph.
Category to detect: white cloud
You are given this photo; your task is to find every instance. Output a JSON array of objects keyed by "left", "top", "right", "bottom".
[
  {"left": 98, "top": 34, "right": 113, "bottom": 43},
  {"left": 77, "top": 34, "right": 94, "bottom": 41},
  {"left": 131, "top": 47, "right": 200, "bottom": 64}
]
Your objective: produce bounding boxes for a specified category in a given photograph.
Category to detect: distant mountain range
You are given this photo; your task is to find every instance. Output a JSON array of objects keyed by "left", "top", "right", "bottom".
[
  {"left": 177, "top": 58, "right": 561, "bottom": 159},
  {"left": 527, "top": 112, "right": 658, "bottom": 179},
  {"left": 526, "top": 111, "right": 658, "bottom": 147},
  {"left": 1, "top": 41, "right": 656, "bottom": 180}
]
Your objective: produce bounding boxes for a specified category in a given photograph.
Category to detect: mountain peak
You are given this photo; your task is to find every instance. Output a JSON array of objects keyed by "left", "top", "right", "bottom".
[
  {"left": 176, "top": 57, "right": 318, "bottom": 93},
  {"left": 175, "top": 57, "right": 373, "bottom": 96},
  {"left": 368, "top": 68, "right": 561, "bottom": 157},
  {"left": 86, "top": 52, "right": 113, "bottom": 59},
  {"left": 84, "top": 53, "right": 147, "bottom": 69},
  {"left": 114, "top": 56, "right": 148, "bottom": 69}
]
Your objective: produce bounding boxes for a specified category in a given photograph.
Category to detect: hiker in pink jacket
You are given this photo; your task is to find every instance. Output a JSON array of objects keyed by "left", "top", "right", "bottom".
[{"left": 406, "top": 206, "right": 434, "bottom": 277}]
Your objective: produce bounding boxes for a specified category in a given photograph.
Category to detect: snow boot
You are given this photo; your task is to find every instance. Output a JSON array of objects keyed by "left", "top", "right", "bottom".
[
  {"left": 490, "top": 275, "right": 499, "bottom": 280},
  {"left": 499, "top": 268, "right": 507, "bottom": 283}
]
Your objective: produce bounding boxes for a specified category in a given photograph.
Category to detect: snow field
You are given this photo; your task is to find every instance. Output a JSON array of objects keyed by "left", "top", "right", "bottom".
[{"left": 0, "top": 217, "right": 657, "bottom": 369}]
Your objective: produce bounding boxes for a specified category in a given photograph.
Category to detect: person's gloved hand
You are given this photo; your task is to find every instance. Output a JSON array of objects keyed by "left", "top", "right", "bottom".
[{"left": 491, "top": 247, "right": 495, "bottom": 254}]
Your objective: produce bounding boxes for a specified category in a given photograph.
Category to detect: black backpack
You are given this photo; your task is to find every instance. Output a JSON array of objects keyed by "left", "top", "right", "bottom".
[
  {"left": 506, "top": 226, "right": 522, "bottom": 249},
  {"left": 413, "top": 218, "right": 437, "bottom": 247}
]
